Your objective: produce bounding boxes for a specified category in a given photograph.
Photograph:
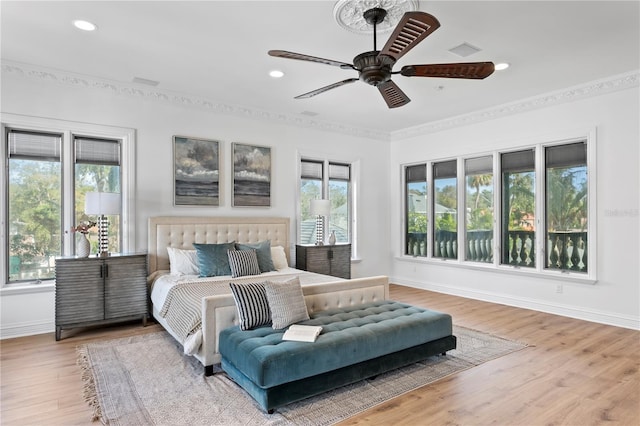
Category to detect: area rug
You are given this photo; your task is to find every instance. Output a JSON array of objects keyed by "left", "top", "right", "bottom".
[{"left": 77, "top": 326, "right": 526, "bottom": 425}]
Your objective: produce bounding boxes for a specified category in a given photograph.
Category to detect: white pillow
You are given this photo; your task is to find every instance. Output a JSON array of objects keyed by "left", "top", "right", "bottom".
[
  {"left": 264, "top": 277, "right": 309, "bottom": 329},
  {"left": 270, "top": 245, "right": 289, "bottom": 270},
  {"left": 167, "top": 247, "right": 199, "bottom": 276}
]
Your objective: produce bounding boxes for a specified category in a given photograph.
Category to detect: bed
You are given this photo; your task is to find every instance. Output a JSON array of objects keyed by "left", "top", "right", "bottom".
[{"left": 147, "top": 216, "right": 389, "bottom": 375}]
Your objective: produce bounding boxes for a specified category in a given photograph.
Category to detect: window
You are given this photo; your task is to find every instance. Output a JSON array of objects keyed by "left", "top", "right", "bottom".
[
  {"left": 433, "top": 160, "right": 457, "bottom": 259},
  {"left": 300, "top": 159, "right": 352, "bottom": 245},
  {"left": 2, "top": 115, "right": 135, "bottom": 286},
  {"left": 328, "top": 163, "right": 350, "bottom": 244},
  {"left": 75, "top": 136, "right": 122, "bottom": 254},
  {"left": 7, "top": 130, "right": 62, "bottom": 282},
  {"left": 501, "top": 149, "right": 536, "bottom": 267},
  {"left": 405, "top": 164, "right": 427, "bottom": 256},
  {"left": 545, "top": 142, "right": 587, "bottom": 272},
  {"left": 465, "top": 156, "right": 494, "bottom": 263},
  {"left": 401, "top": 135, "right": 594, "bottom": 281}
]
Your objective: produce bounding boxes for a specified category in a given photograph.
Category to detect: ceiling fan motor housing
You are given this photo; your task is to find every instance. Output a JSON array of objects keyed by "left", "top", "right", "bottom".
[{"left": 354, "top": 51, "right": 396, "bottom": 86}]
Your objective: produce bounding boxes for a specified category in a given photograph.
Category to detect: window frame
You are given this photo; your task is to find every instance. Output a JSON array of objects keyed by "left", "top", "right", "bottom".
[
  {"left": 400, "top": 129, "right": 597, "bottom": 284},
  {"left": 1, "top": 113, "right": 136, "bottom": 288}
]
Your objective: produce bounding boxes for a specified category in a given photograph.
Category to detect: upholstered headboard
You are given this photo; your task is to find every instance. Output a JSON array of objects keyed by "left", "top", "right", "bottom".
[{"left": 147, "top": 216, "right": 290, "bottom": 275}]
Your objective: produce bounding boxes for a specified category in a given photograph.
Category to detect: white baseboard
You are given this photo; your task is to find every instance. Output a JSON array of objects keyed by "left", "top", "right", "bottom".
[
  {"left": 0, "top": 320, "right": 54, "bottom": 340},
  {"left": 392, "top": 276, "right": 640, "bottom": 331}
]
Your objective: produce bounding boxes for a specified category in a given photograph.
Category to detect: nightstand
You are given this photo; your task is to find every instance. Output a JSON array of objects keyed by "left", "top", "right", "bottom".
[
  {"left": 296, "top": 244, "right": 351, "bottom": 279},
  {"left": 54, "top": 253, "right": 148, "bottom": 340}
]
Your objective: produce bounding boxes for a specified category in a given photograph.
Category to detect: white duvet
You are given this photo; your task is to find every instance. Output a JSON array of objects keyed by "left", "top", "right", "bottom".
[{"left": 149, "top": 268, "right": 342, "bottom": 354}]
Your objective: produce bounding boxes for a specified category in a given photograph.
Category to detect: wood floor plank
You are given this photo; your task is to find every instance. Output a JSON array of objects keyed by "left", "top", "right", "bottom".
[{"left": 1, "top": 286, "right": 638, "bottom": 425}]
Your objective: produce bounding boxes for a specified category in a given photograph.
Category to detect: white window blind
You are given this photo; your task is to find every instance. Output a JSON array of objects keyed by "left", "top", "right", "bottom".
[
  {"left": 329, "top": 162, "right": 350, "bottom": 181},
  {"left": 75, "top": 136, "right": 121, "bottom": 165},
  {"left": 301, "top": 159, "right": 323, "bottom": 179},
  {"left": 8, "top": 130, "right": 61, "bottom": 160}
]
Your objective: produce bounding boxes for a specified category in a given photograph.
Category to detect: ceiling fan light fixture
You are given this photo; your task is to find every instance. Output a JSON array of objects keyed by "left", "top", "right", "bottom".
[
  {"left": 73, "top": 19, "right": 97, "bottom": 31},
  {"left": 269, "top": 70, "right": 285, "bottom": 78},
  {"left": 495, "top": 62, "right": 510, "bottom": 71}
]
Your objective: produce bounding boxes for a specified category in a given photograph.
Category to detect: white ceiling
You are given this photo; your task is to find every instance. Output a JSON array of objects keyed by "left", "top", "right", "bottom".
[{"left": 2, "top": 1, "right": 639, "bottom": 135}]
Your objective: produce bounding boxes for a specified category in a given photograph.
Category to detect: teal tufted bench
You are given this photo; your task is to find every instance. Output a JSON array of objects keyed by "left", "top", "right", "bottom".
[{"left": 219, "top": 300, "right": 456, "bottom": 412}]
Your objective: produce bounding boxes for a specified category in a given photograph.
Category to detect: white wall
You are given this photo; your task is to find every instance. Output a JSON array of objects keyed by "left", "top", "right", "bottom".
[
  {"left": 2, "top": 66, "right": 638, "bottom": 337},
  {"left": 389, "top": 85, "right": 640, "bottom": 329},
  {"left": 0, "top": 69, "right": 391, "bottom": 338}
]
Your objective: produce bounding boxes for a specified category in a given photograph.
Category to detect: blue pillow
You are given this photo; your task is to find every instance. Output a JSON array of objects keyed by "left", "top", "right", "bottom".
[
  {"left": 193, "top": 242, "right": 235, "bottom": 277},
  {"left": 236, "top": 240, "right": 275, "bottom": 273}
]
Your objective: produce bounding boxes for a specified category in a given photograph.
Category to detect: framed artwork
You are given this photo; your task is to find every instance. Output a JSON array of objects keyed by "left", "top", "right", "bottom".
[
  {"left": 173, "top": 136, "right": 220, "bottom": 206},
  {"left": 232, "top": 142, "right": 271, "bottom": 207}
]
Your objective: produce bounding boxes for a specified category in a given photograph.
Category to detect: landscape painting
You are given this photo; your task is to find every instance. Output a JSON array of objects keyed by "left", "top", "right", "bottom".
[
  {"left": 232, "top": 143, "right": 271, "bottom": 207},
  {"left": 173, "top": 136, "right": 220, "bottom": 206}
]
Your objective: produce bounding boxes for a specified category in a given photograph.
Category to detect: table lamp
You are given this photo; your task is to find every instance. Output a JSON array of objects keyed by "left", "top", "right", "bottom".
[
  {"left": 310, "top": 199, "right": 330, "bottom": 245},
  {"left": 85, "top": 192, "right": 121, "bottom": 257}
]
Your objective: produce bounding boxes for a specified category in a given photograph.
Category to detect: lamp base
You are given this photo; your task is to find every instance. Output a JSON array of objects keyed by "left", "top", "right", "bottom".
[
  {"left": 96, "top": 251, "right": 111, "bottom": 258},
  {"left": 315, "top": 215, "right": 325, "bottom": 246}
]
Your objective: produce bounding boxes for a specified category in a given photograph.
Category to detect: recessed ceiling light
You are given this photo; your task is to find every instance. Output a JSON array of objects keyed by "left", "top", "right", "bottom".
[
  {"left": 269, "top": 70, "right": 284, "bottom": 78},
  {"left": 495, "top": 62, "right": 510, "bottom": 71},
  {"left": 73, "top": 20, "right": 97, "bottom": 31}
]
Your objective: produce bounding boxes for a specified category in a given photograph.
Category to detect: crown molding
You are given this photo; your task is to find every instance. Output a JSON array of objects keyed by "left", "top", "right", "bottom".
[
  {"left": 1, "top": 61, "right": 389, "bottom": 141},
  {"left": 391, "top": 70, "right": 640, "bottom": 141},
  {"left": 3, "top": 61, "right": 638, "bottom": 143}
]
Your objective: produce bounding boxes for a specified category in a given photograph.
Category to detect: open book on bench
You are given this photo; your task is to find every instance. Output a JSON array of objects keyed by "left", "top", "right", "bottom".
[{"left": 282, "top": 324, "right": 323, "bottom": 342}]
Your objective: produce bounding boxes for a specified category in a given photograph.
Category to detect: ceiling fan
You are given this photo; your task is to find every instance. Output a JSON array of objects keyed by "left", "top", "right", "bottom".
[{"left": 268, "top": 7, "right": 495, "bottom": 108}]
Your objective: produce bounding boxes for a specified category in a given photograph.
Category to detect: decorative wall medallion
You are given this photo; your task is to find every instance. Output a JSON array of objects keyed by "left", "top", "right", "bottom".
[{"left": 333, "top": 0, "right": 420, "bottom": 34}]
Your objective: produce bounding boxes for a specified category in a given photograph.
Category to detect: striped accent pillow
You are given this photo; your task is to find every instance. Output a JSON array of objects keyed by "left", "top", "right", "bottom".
[
  {"left": 229, "top": 282, "right": 271, "bottom": 330},
  {"left": 264, "top": 277, "right": 309, "bottom": 329},
  {"left": 227, "top": 249, "right": 261, "bottom": 278}
]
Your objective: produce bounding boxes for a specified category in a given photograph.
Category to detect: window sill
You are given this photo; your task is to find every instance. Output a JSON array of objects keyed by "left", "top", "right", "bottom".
[
  {"left": 1, "top": 281, "right": 55, "bottom": 296},
  {"left": 396, "top": 255, "right": 597, "bottom": 284}
]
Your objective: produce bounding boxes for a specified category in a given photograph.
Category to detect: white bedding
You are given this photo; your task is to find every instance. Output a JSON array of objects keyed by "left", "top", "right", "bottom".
[
  {"left": 149, "top": 268, "right": 343, "bottom": 354},
  {"left": 150, "top": 267, "right": 334, "bottom": 309}
]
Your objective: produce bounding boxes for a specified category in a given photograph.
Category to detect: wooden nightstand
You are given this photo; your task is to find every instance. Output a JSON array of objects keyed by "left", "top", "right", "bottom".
[
  {"left": 296, "top": 244, "right": 351, "bottom": 279},
  {"left": 54, "top": 253, "right": 148, "bottom": 340}
]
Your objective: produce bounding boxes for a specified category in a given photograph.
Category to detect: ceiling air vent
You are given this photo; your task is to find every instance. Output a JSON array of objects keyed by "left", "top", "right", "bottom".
[{"left": 448, "top": 42, "right": 481, "bottom": 58}]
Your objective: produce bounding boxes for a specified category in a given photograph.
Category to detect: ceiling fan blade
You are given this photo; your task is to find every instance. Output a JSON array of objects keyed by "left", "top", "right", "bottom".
[
  {"left": 378, "top": 80, "right": 411, "bottom": 108},
  {"left": 294, "top": 78, "right": 359, "bottom": 99},
  {"left": 378, "top": 12, "right": 440, "bottom": 62},
  {"left": 401, "top": 62, "right": 496, "bottom": 79},
  {"left": 268, "top": 50, "right": 353, "bottom": 69}
]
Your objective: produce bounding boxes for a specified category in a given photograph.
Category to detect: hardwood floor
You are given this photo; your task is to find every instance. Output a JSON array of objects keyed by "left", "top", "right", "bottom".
[{"left": 1, "top": 285, "right": 638, "bottom": 425}]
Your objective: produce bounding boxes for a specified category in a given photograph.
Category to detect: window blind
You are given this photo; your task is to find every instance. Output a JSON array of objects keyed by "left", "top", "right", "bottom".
[
  {"left": 329, "top": 162, "right": 350, "bottom": 181},
  {"left": 301, "top": 159, "right": 323, "bottom": 179},
  {"left": 433, "top": 160, "right": 457, "bottom": 178},
  {"left": 7, "top": 130, "right": 61, "bottom": 161},
  {"left": 465, "top": 156, "right": 493, "bottom": 175},
  {"left": 501, "top": 149, "right": 535, "bottom": 172},
  {"left": 546, "top": 142, "right": 586, "bottom": 168},
  {"left": 406, "top": 164, "right": 427, "bottom": 182},
  {"left": 75, "top": 136, "right": 121, "bottom": 165}
]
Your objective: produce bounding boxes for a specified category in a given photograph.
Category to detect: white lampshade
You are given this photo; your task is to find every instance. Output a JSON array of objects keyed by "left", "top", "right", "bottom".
[
  {"left": 310, "top": 199, "right": 330, "bottom": 216},
  {"left": 85, "top": 192, "right": 121, "bottom": 215}
]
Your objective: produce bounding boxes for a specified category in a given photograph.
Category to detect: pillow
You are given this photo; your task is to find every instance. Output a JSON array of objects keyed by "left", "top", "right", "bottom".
[
  {"left": 166, "top": 247, "right": 199, "bottom": 275},
  {"left": 270, "top": 245, "right": 289, "bottom": 270},
  {"left": 193, "top": 242, "right": 235, "bottom": 277},
  {"left": 229, "top": 282, "right": 271, "bottom": 330},
  {"left": 227, "top": 249, "right": 261, "bottom": 278},
  {"left": 264, "top": 277, "right": 309, "bottom": 329},
  {"left": 236, "top": 240, "right": 275, "bottom": 273}
]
